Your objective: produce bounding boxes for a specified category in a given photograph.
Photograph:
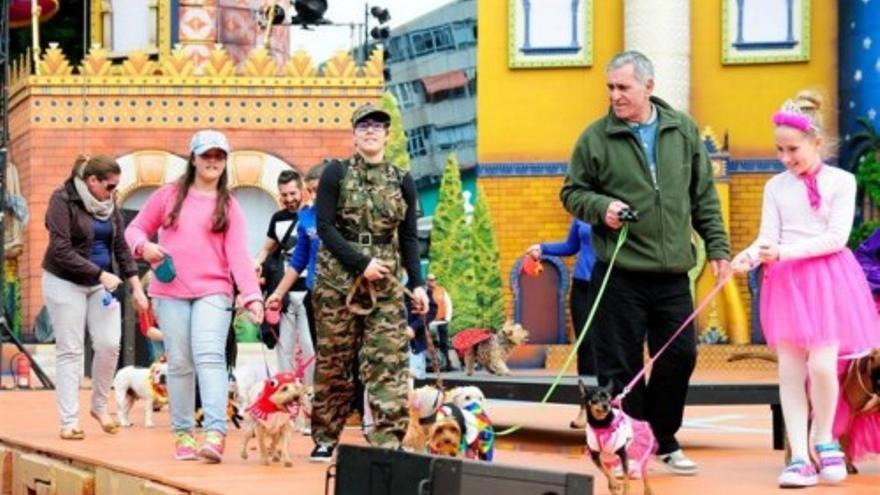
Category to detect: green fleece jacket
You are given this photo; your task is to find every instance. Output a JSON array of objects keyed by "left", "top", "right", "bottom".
[{"left": 560, "top": 97, "right": 730, "bottom": 273}]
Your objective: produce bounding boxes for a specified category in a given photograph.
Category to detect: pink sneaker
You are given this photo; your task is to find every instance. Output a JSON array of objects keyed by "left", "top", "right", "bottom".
[
  {"left": 174, "top": 431, "right": 198, "bottom": 461},
  {"left": 777, "top": 459, "right": 818, "bottom": 488},
  {"left": 198, "top": 431, "right": 226, "bottom": 463}
]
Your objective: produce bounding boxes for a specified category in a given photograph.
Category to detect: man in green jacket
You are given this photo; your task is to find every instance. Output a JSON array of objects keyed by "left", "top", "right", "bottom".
[{"left": 561, "top": 51, "right": 731, "bottom": 475}]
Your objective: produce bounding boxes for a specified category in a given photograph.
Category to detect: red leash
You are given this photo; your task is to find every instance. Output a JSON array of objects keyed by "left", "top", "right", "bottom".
[{"left": 614, "top": 271, "right": 734, "bottom": 404}]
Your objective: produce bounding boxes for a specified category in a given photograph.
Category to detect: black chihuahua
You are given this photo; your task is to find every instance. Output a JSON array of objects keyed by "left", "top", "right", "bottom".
[{"left": 578, "top": 380, "right": 654, "bottom": 495}]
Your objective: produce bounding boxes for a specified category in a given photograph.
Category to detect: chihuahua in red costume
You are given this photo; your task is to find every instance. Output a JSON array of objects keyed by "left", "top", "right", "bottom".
[{"left": 239, "top": 372, "right": 304, "bottom": 467}]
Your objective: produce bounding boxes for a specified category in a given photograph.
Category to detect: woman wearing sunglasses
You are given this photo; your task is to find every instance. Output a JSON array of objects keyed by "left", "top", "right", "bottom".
[{"left": 42, "top": 154, "right": 149, "bottom": 440}]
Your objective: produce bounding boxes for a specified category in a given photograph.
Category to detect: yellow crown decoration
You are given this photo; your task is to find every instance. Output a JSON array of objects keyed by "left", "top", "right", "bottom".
[{"left": 284, "top": 49, "right": 318, "bottom": 78}]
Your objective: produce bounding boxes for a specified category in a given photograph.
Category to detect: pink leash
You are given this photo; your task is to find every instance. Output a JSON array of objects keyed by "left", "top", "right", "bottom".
[{"left": 614, "top": 271, "right": 734, "bottom": 404}]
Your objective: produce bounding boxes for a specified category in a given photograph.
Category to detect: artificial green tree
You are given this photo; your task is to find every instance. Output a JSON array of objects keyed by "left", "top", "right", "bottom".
[
  {"left": 429, "top": 153, "right": 480, "bottom": 333},
  {"left": 379, "top": 91, "right": 411, "bottom": 171},
  {"left": 470, "top": 185, "right": 505, "bottom": 330}
]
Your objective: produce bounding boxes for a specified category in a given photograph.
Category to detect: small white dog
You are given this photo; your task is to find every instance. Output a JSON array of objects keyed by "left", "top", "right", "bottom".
[
  {"left": 448, "top": 385, "right": 487, "bottom": 411},
  {"left": 113, "top": 360, "right": 168, "bottom": 428}
]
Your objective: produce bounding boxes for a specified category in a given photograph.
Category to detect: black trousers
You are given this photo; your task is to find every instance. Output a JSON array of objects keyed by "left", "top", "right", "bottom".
[
  {"left": 570, "top": 278, "right": 595, "bottom": 376},
  {"left": 587, "top": 262, "right": 697, "bottom": 455}
]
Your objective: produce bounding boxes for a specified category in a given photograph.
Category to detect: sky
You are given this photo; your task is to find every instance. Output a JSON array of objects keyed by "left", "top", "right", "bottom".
[{"left": 286, "top": 0, "right": 454, "bottom": 63}]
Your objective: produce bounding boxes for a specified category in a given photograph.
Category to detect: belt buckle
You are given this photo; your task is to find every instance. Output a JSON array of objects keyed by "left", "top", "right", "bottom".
[{"left": 358, "top": 232, "right": 373, "bottom": 245}]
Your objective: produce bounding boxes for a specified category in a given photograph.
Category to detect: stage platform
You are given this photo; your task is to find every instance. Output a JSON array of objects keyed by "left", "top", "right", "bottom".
[{"left": 1, "top": 387, "right": 879, "bottom": 495}]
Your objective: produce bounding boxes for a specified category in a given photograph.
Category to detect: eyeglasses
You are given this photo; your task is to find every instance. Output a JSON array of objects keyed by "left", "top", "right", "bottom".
[
  {"left": 102, "top": 180, "right": 118, "bottom": 192},
  {"left": 354, "top": 120, "right": 389, "bottom": 132}
]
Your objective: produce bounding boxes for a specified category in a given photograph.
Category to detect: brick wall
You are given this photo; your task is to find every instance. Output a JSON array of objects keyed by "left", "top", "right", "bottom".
[{"left": 728, "top": 173, "right": 774, "bottom": 323}]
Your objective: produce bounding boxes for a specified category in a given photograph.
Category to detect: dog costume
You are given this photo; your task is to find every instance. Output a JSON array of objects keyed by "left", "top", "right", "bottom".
[
  {"left": 431, "top": 402, "right": 495, "bottom": 461},
  {"left": 586, "top": 407, "right": 656, "bottom": 476}
]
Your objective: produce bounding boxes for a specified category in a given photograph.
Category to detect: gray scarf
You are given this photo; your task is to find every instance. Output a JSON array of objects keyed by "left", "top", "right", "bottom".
[{"left": 73, "top": 176, "right": 115, "bottom": 221}]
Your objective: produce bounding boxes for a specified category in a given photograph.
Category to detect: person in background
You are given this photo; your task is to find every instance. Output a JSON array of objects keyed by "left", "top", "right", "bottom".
[
  {"left": 854, "top": 227, "right": 880, "bottom": 311},
  {"left": 126, "top": 130, "right": 263, "bottom": 463},
  {"left": 526, "top": 217, "right": 595, "bottom": 428},
  {"left": 42, "top": 154, "right": 149, "bottom": 440}
]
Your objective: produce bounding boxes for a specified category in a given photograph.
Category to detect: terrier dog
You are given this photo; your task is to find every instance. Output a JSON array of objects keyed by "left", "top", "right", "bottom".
[
  {"left": 113, "top": 359, "right": 168, "bottom": 428},
  {"left": 240, "top": 372, "right": 305, "bottom": 467},
  {"left": 448, "top": 385, "right": 487, "bottom": 411},
  {"left": 579, "top": 380, "right": 655, "bottom": 495},
  {"left": 426, "top": 401, "right": 494, "bottom": 461},
  {"left": 453, "top": 322, "right": 529, "bottom": 376},
  {"left": 402, "top": 385, "right": 445, "bottom": 453}
]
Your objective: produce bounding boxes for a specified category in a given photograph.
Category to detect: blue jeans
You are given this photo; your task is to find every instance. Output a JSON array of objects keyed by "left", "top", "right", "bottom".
[{"left": 154, "top": 295, "right": 232, "bottom": 434}]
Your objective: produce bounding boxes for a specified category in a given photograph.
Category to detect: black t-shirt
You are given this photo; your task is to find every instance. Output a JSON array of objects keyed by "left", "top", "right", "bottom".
[
  {"left": 265, "top": 209, "right": 307, "bottom": 291},
  {"left": 266, "top": 209, "right": 298, "bottom": 255}
]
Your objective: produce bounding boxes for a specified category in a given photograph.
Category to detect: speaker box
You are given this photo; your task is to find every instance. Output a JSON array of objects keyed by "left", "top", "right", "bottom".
[
  {"left": 333, "top": 445, "right": 434, "bottom": 495},
  {"left": 426, "top": 457, "right": 592, "bottom": 495},
  {"left": 331, "top": 445, "right": 593, "bottom": 495}
]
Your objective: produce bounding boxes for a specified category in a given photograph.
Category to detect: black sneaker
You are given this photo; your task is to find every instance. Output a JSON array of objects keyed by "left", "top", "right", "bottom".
[{"left": 309, "top": 443, "right": 335, "bottom": 463}]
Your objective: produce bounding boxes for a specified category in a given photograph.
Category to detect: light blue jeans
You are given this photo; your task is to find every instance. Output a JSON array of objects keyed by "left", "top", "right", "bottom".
[
  {"left": 153, "top": 295, "right": 232, "bottom": 434},
  {"left": 276, "top": 291, "right": 314, "bottom": 384}
]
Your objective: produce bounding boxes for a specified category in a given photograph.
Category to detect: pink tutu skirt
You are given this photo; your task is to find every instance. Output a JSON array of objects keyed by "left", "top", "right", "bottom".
[{"left": 760, "top": 249, "right": 880, "bottom": 355}]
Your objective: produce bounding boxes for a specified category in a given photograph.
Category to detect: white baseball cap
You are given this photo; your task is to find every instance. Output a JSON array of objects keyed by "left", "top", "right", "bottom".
[{"left": 189, "top": 130, "right": 231, "bottom": 156}]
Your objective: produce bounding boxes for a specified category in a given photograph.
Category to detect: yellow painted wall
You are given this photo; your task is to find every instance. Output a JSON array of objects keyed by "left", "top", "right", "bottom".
[
  {"left": 477, "top": 0, "right": 623, "bottom": 162},
  {"left": 691, "top": 0, "right": 839, "bottom": 158}
]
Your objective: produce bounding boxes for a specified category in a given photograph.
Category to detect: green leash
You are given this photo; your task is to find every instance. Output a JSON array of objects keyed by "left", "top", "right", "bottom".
[{"left": 495, "top": 223, "right": 630, "bottom": 437}]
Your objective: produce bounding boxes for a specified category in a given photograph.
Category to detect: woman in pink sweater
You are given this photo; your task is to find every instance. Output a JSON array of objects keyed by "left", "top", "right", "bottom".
[{"left": 126, "top": 130, "right": 263, "bottom": 463}]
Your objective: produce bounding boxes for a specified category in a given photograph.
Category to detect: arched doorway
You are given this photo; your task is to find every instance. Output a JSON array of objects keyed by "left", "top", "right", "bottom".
[{"left": 510, "top": 256, "right": 569, "bottom": 345}]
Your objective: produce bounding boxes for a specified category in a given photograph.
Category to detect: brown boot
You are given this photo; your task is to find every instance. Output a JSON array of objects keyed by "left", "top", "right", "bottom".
[{"left": 569, "top": 405, "right": 586, "bottom": 429}]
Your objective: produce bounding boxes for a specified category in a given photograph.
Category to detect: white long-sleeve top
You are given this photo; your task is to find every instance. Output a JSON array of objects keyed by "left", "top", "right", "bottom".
[{"left": 745, "top": 165, "right": 856, "bottom": 263}]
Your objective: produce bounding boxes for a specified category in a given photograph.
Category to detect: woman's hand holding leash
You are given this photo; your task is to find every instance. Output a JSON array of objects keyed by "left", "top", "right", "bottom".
[
  {"left": 245, "top": 300, "right": 264, "bottom": 324},
  {"left": 758, "top": 243, "right": 780, "bottom": 263},
  {"left": 363, "top": 258, "right": 390, "bottom": 281},
  {"left": 411, "top": 286, "right": 429, "bottom": 315},
  {"left": 99, "top": 271, "right": 122, "bottom": 292},
  {"left": 141, "top": 241, "right": 167, "bottom": 264}
]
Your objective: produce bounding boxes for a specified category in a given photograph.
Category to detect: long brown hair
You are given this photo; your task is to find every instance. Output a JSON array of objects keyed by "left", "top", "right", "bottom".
[
  {"left": 69, "top": 154, "right": 120, "bottom": 181},
  {"left": 163, "top": 153, "right": 231, "bottom": 232}
]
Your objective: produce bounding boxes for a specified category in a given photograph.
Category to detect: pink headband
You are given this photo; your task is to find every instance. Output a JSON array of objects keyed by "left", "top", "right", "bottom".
[{"left": 772, "top": 111, "right": 813, "bottom": 133}]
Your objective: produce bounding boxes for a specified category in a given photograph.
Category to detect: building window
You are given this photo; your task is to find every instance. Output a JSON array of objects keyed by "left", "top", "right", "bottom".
[
  {"left": 407, "top": 126, "right": 431, "bottom": 157},
  {"left": 91, "top": 0, "right": 173, "bottom": 58},
  {"left": 433, "top": 26, "right": 455, "bottom": 52},
  {"left": 388, "top": 35, "right": 411, "bottom": 63},
  {"left": 722, "top": 0, "right": 810, "bottom": 64},
  {"left": 452, "top": 20, "right": 476, "bottom": 48},
  {"left": 411, "top": 30, "right": 436, "bottom": 56},
  {"left": 432, "top": 122, "right": 476, "bottom": 151}
]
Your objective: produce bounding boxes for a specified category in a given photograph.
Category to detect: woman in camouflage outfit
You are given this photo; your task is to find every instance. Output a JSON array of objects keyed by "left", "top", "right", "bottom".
[{"left": 309, "top": 103, "right": 429, "bottom": 461}]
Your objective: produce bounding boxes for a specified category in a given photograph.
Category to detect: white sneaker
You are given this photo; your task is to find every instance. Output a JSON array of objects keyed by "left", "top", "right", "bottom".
[{"left": 656, "top": 449, "right": 697, "bottom": 475}]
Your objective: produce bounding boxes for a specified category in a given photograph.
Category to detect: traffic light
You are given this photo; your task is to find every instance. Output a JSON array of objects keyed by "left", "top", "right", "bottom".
[
  {"left": 369, "top": 6, "right": 391, "bottom": 42},
  {"left": 290, "top": 0, "right": 331, "bottom": 28}
]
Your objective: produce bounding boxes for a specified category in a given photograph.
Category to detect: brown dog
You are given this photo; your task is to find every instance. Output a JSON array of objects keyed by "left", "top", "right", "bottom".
[
  {"left": 838, "top": 348, "right": 880, "bottom": 472},
  {"left": 455, "top": 322, "right": 529, "bottom": 376},
  {"left": 240, "top": 372, "right": 304, "bottom": 467}
]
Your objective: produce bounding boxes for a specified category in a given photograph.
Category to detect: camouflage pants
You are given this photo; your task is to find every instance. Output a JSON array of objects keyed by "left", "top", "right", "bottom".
[{"left": 310, "top": 282, "right": 409, "bottom": 449}]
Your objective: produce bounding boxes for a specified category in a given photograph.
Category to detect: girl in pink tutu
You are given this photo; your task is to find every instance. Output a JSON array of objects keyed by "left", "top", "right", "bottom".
[{"left": 732, "top": 91, "right": 880, "bottom": 488}]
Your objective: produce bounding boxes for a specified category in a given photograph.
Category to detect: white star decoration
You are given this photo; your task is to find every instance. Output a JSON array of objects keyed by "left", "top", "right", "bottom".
[
  {"left": 865, "top": 37, "right": 873, "bottom": 50},
  {"left": 869, "top": 108, "right": 878, "bottom": 121},
  {"left": 854, "top": 69, "right": 863, "bottom": 82},
  {"left": 850, "top": 101, "right": 856, "bottom": 109},
  {"left": 876, "top": 57, "right": 880, "bottom": 73}
]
